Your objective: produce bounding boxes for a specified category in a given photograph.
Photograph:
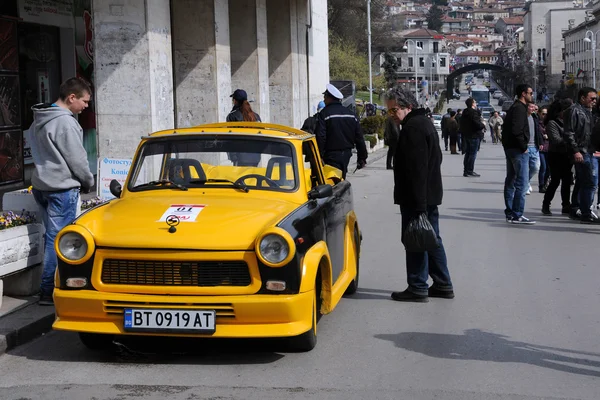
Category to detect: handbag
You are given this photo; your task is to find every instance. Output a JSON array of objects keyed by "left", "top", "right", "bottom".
[{"left": 402, "top": 213, "right": 440, "bottom": 252}]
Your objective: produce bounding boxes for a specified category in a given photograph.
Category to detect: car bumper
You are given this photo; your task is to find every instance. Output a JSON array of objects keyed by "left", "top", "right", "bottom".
[{"left": 53, "top": 289, "right": 314, "bottom": 338}]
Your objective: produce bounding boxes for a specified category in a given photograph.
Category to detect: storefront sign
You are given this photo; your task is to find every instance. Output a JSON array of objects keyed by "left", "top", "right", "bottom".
[
  {"left": 19, "top": 0, "right": 74, "bottom": 29},
  {"left": 98, "top": 158, "right": 133, "bottom": 200}
]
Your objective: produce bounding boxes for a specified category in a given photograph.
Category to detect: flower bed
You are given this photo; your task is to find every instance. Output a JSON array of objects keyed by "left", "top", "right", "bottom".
[
  {"left": 0, "top": 210, "right": 37, "bottom": 231},
  {"left": 81, "top": 196, "right": 108, "bottom": 210}
]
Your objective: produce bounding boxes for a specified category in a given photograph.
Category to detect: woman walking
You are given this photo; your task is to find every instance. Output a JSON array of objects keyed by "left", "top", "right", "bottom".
[
  {"left": 226, "top": 89, "right": 262, "bottom": 166},
  {"left": 542, "top": 98, "right": 574, "bottom": 215}
]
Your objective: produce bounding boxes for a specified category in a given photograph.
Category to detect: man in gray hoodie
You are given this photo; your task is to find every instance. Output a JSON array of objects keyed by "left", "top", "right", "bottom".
[{"left": 29, "top": 77, "right": 95, "bottom": 305}]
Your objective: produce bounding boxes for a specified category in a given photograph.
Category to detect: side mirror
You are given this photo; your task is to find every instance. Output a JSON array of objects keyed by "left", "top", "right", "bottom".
[
  {"left": 308, "top": 184, "right": 333, "bottom": 200},
  {"left": 109, "top": 179, "right": 122, "bottom": 198}
]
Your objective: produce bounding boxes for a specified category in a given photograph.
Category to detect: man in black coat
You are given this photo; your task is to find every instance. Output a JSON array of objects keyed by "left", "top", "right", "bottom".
[
  {"left": 388, "top": 87, "right": 454, "bottom": 303},
  {"left": 315, "top": 84, "right": 368, "bottom": 178},
  {"left": 460, "top": 97, "right": 485, "bottom": 177}
]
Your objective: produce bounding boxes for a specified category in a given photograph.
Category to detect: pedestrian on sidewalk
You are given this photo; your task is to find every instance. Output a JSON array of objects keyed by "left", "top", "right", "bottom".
[
  {"left": 227, "top": 89, "right": 262, "bottom": 167},
  {"left": 542, "top": 98, "right": 574, "bottom": 215},
  {"left": 564, "top": 87, "right": 599, "bottom": 224},
  {"left": 384, "top": 95, "right": 401, "bottom": 169},
  {"left": 536, "top": 105, "right": 551, "bottom": 193},
  {"left": 488, "top": 111, "right": 503, "bottom": 144},
  {"left": 456, "top": 109, "right": 463, "bottom": 153},
  {"left": 315, "top": 83, "right": 368, "bottom": 179},
  {"left": 502, "top": 83, "right": 535, "bottom": 224},
  {"left": 441, "top": 108, "right": 452, "bottom": 151},
  {"left": 447, "top": 111, "right": 459, "bottom": 154},
  {"left": 525, "top": 103, "right": 543, "bottom": 195},
  {"left": 387, "top": 87, "right": 454, "bottom": 303},
  {"left": 300, "top": 101, "right": 325, "bottom": 134},
  {"left": 29, "top": 77, "right": 95, "bottom": 305},
  {"left": 460, "top": 98, "right": 485, "bottom": 177}
]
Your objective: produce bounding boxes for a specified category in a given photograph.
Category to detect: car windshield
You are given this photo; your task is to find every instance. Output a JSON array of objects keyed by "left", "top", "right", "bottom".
[
  {"left": 128, "top": 135, "right": 298, "bottom": 192},
  {"left": 433, "top": 115, "right": 442, "bottom": 120}
]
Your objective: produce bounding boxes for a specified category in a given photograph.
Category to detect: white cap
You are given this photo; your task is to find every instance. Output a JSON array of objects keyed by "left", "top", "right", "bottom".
[{"left": 323, "top": 83, "right": 343, "bottom": 100}]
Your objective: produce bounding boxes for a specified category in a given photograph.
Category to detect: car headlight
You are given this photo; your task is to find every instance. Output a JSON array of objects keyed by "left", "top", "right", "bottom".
[
  {"left": 256, "top": 228, "right": 295, "bottom": 267},
  {"left": 58, "top": 232, "right": 88, "bottom": 261}
]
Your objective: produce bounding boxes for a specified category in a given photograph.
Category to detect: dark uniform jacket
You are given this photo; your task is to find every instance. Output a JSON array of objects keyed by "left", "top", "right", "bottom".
[
  {"left": 502, "top": 101, "right": 530, "bottom": 152},
  {"left": 546, "top": 119, "right": 567, "bottom": 153},
  {"left": 393, "top": 108, "right": 443, "bottom": 211},
  {"left": 564, "top": 102, "right": 595, "bottom": 155},
  {"left": 315, "top": 102, "right": 368, "bottom": 161},
  {"left": 384, "top": 116, "right": 400, "bottom": 147}
]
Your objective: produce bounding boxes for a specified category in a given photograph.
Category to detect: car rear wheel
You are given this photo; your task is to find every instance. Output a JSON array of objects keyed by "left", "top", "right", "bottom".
[
  {"left": 79, "top": 332, "right": 114, "bottom": 350},
  {"left": 344, "top": 228, "right": 361, "bottom": 295}
]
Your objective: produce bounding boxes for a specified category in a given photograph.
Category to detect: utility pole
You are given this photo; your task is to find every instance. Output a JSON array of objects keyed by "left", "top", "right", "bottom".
[{"left": 367, "top": 0, "right": 373, "bottom": 104}]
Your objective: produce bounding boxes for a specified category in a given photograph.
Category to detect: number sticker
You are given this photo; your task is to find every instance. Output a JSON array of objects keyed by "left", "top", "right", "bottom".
[{"left": 158, "top": 204, "right": 205, "bottom": 222}]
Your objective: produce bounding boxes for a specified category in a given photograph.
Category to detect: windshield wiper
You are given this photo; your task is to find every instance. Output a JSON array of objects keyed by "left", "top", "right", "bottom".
[
  {"left": 188, "top": 178, "right": 249, "bottom": 192},
  {"left": 134, "top": 179, "right": 188, "bottom": 191}
]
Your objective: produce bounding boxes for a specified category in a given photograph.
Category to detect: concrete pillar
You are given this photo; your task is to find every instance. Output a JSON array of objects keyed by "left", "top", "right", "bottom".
[
  {"left": 307, "top": 0, "right": 329, "bottom": 115},
  {"left": 229, "top": 0, "right": 270, "bottom": 122},
  {"left": 93, "top": 1, "right": 174, "bottom": 159},
  {"left": 266, "top": 0, "right": 294, "bottom": 126},
  {"left": 172, "top": 0, "right": 231, "bottom": 127}
]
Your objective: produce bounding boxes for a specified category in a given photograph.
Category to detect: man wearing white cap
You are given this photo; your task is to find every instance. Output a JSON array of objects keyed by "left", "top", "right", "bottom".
[{"left": 315, "top": 83, "right": 368, "bottom": 178}]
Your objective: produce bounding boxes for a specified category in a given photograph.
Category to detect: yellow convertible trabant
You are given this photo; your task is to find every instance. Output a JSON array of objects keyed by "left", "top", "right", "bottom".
[{"left": 53, "top": 122, "right": 361, "bottom": 351}]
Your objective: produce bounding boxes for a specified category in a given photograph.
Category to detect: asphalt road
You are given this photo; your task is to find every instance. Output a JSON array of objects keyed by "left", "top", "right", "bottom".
[{"left": 1, "top": 138, "right": 600, "bottom": 399}]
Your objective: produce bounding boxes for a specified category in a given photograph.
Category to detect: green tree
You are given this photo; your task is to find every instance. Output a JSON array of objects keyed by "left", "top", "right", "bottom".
[
  {"left": 329, "top": 36, "right": 370, "bottom": 89},
  {"left": 426, "top": 5, "right": 444, "bottom": 32},
  {"left": 328, "top": 0, "right": 390, "bottom": 51},
  {"left": 381, "top": 52, "right": 400, "bottom": 88}
]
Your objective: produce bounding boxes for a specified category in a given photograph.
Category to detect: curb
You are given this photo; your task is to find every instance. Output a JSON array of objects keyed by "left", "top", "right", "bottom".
[
  {"left": 349, "top": 147, "right": 388, "bottom": 170},
  {"left": 0, "top": 303, "right": 55, "bottom": 356}
]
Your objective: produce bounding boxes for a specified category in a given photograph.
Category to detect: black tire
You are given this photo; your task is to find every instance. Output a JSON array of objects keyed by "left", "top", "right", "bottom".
[
  {"left": 288, "top": 277, "right": 320, "bottom": 352},
  {"left": 344, "top": 228, "right": 361, "bottom": 295},
  {"left": 79, "top": 332, "right": 114, "bottom": 350}
]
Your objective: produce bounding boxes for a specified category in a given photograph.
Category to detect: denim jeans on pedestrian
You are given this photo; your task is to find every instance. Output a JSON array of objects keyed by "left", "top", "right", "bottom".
[
  {"left": 400, "top": 205, "right": 453, "bottom": 296},
  {"left": 574, "top": 153, "right": 599, "bottom": 219},
  {"left": 538, "top": 151, "right": 550, "bottom": 188},
  {"left": 504, "top": 148, "right": 530, "bottom": 218},
  {"left": 463, "top": 137, "right": 480, "bottom": 175},
  {"left": 528, "top": 146, "right": 540, "bottom": 184},
  {"left": 32, "top": 188, "right": 80, "bottom": 296}
]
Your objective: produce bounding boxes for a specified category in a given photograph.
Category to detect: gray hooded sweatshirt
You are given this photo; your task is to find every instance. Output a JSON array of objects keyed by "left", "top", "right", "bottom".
[{"left": 28, "top": 104, "right": 94, "bottom": 192}]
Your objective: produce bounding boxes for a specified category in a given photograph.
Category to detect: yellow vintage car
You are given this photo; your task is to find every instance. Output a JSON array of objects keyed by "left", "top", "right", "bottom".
[{"left": 53, "top": 122, "right": 361, "bottom": 351}]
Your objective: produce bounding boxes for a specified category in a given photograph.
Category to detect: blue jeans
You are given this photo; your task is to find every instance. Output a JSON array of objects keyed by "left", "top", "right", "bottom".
[
  {"left": 528, "top": 146, "right": 540, "bottom": 183},
  {"left": 400, "top": 206, "right": 453, "bottom": 295},
  {"left": 538, "top": 151, "right": 549, "bottom": 187},
  {"left": 574, "top": 153, "right": 599, "bottom": 219},
  {"left": 504, "top": 148, "right": 530, "bottom": 218},
  {"left": 463, "top": 137, "right": 480, "bottom": 174},
  {"left": 32, "top": 188, "right": 80, "bottom": 296}
]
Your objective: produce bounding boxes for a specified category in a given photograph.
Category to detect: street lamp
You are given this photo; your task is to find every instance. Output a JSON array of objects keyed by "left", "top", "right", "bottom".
[
  {"left": 367, "top": 0, "right": 373, "bottom": 104},
  {"left": 583, "top": 30, "right": 600, "bottom": 88},
  {"left": 403, "top": 39, "right": 423, "bottom": 102}
]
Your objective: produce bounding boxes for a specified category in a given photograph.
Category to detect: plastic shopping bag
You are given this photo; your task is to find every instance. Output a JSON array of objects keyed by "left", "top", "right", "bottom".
[{"left": 402, "top": 213, "right": 439, "bottom": 252}]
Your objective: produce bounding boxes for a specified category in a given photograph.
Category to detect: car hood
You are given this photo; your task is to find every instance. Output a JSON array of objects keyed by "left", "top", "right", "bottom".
[{"left": 76, "top": 194, "right": 300, "bottom": 250}]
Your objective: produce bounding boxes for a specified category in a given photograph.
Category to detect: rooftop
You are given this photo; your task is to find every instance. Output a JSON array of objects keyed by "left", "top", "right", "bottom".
[
  {"left": 404, "top": 28, "right": 445, "bottom": 38},
  {"left": 458, "top": 51, "right": 498, "bottom": 57},
  {"left": 499, "top": 17, "right": 524, "bottom": 25}
]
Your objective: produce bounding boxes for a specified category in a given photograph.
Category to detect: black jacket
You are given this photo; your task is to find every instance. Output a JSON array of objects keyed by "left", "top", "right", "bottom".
[
  {"left": 226, "top": 106, "right": 261, "bottom": 123},
  {"left": 393, "top": 108, "right": 443, "bottom": 211},
  {"left": 441, "top": 112, "right": 451, "bottom": 134},
  {"left": 459, "top": 107, "right": 485, "bottom": 139},
  {"left": 301, "top": 114, "right": 318, "bottom": 134},
  {"left": 564, "top": 102, "right": 595, "bottom": 155},
  {"left": 530, "top": 113, "right": 545, "bottom": 149},
  {"left": 502, "top": 100, "right": 530, "bottom": 152},
  {"left": 226, "top": 106, "right": 262, "bottom": 166},
  {"left": 546, "top": 119, "right": 567, "bottom": 153},
  {"left": 315, "top": 102, "right": 368, "bottom": 161},
  {"left": 384, "top": 116, "right": 400, "bottom": 146}
]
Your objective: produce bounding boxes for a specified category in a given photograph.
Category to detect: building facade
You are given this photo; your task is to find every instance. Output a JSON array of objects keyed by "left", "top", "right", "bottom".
[
  {"left": 563, "top": 4, "right": 600, "bottom": 89},
  {"left": 0, "top": 0, "right": 329, "bottom": 191}
]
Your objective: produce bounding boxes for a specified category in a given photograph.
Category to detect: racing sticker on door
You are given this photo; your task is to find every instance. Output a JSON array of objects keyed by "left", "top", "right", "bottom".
[{"left": 158, "top": 205, "right": 205, "bottom": 222}]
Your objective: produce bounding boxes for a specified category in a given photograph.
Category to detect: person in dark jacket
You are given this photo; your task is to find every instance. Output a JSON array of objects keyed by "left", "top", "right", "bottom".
[
  {"left": 460, "top": 98, "right": 485, "bottom": 177},
  {"left": 542, "top": 98, "right": 574, "bottom": 215},
  {"left": 564, "top": 87, "right": 599, "bottom": 223},
  {"left": 502, "top": 83, "right": 535, "bottom": 224},
  {"left": 388, "top": 87, "right": 453, "bottom": 303},
  {"left": 383, "top": 113, "right": 400, "bottom": 169},
  {"left": 447, "top": 111, "right": 459, "bottom": 154},
  {"left": 226, "top": 89, "right": 262, "bottom": 167},
  {"left": 441, "top": 108, "right": 452, "bottom": 151},
  {"left": 315, "top": 83, "right": 368, "bottom": 178},
  {"left": 536, "top": 106, "right": 550, "bottom": 193}
]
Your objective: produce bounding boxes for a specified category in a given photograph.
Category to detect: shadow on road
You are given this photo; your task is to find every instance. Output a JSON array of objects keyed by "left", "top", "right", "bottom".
[
  {"left": 9, "top": 331, "right": 287, "bottom": 365},
  {"left": 375, "top": 329, "right": 600, "bottom": 377},
  {"left": 346, "top": 287, "right": 392, "bottom": 300}
]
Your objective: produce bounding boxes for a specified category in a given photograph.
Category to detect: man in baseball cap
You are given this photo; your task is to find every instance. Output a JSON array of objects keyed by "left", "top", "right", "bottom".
[{"left": 315, "top": 83, "right": 368, "bottom": 178}]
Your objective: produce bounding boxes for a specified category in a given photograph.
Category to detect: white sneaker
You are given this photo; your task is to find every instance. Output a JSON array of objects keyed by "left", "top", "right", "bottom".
[
  {"left": 511, "top": 216, "right": 536, "bottom": 225},
  {"left": 526, "top": 187, "right": 532, "bottom": 195}
]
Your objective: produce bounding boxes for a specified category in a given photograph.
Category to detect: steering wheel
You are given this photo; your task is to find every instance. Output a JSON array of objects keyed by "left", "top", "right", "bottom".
[{"left": 235, "top": 174, "right": 280, "bottom": 188}]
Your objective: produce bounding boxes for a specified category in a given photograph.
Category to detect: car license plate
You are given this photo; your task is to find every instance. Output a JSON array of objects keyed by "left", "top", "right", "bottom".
[{"left": 124, "top": 308, "right": 215, "bottom": 334}]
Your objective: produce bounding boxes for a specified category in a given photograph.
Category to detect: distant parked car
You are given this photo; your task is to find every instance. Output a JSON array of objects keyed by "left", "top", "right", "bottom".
[{"left": 432, "top": 114, "right": 442, "bottom": 130}]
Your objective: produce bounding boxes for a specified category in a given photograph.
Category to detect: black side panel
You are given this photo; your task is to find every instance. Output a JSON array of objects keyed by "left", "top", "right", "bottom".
[{"left": 326, "top": 181, "right": 353, "bottom": 283}]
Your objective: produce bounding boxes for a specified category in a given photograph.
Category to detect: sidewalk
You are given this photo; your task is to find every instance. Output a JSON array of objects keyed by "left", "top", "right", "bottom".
[{"left": 0, "top": 147, "right": 387, "bottom": 356}]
